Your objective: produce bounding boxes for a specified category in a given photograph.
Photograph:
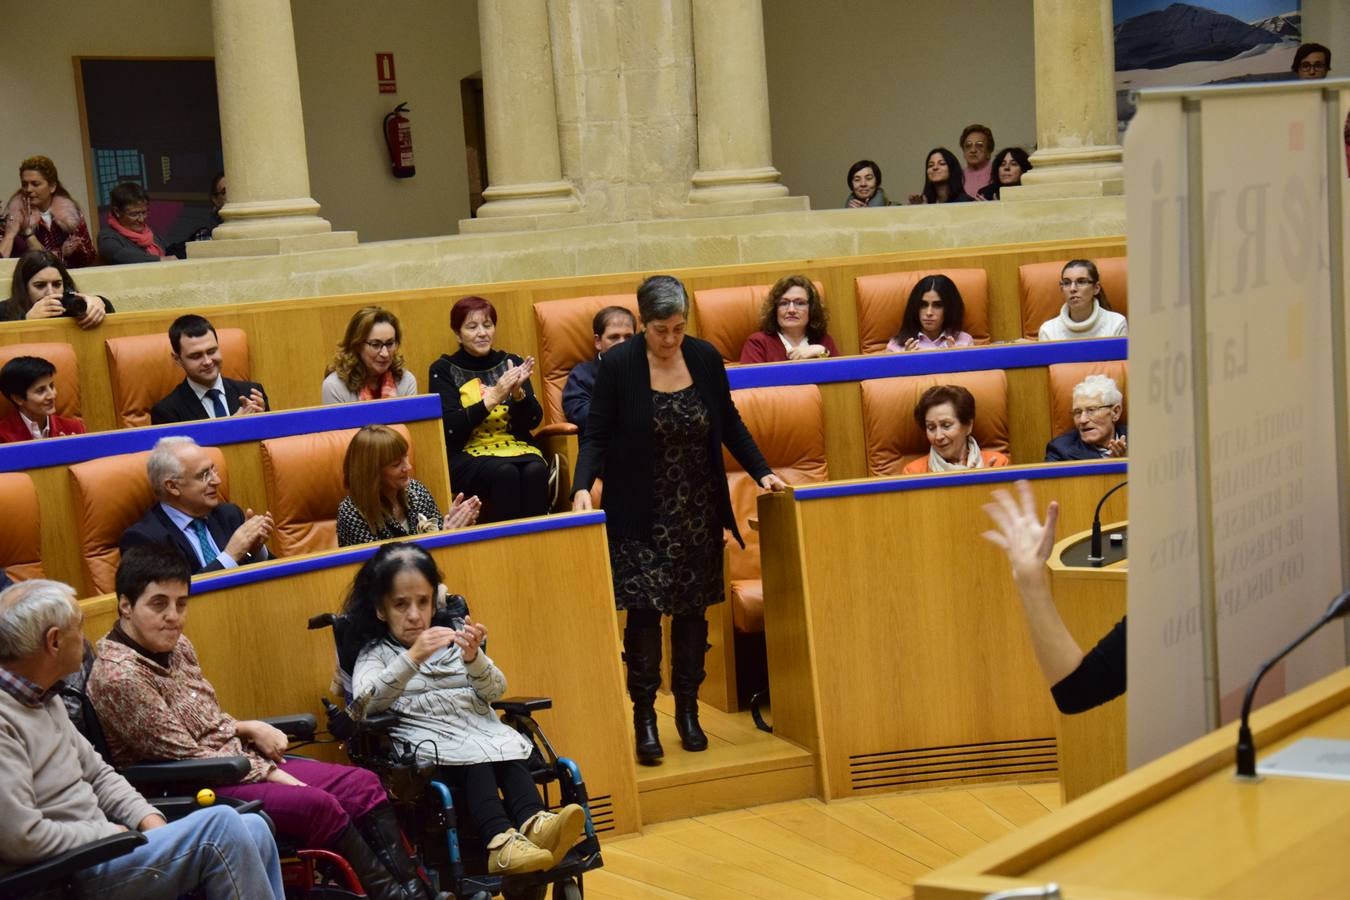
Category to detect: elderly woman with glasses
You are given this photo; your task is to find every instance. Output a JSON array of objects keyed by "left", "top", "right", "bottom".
[
  {"left": 739, "top": 274, "right": 838, "bottom": 363},
  {"left": 97, "top": 182, "right": 169, "bottom": 264},
  {"left": 323, "top": 307, "right": 418, "bottom": 404},
  {"left": 1045, "top": 374, "right": 1127, "bottom": 461},
  {"left": 1037, "top": 259, "right": 1127, "bottom": 341}
]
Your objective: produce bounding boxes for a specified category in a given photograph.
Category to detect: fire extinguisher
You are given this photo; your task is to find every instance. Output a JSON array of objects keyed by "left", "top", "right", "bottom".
[{"left": 383, "top": 102, "right": 416, "bottom": 179}]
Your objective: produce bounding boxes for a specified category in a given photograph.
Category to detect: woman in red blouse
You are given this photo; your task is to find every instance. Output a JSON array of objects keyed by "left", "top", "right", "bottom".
[
  {"left": 1, "top": 156, "right": 95, "bottom": 266},
  {"left": 738, "top": 275, "right": 839, "bottom": 364}
]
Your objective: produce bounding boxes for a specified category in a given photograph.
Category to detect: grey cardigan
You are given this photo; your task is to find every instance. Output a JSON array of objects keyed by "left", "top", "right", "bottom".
[{"left": 321, "top": 369, "right": 418, "bottom": 405}]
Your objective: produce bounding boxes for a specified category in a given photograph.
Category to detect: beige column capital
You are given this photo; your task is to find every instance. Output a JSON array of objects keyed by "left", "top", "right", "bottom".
[
  {"left": 1008, "top": 0, "right": 1124, "bottom": 200},
  {"left": 193, "top": 0, "right": 355, "bottom": 257},
  {"left": 685, "top": 0, "right": 804, "bottom": 212},
  {"left": 462, "top": 0, "right": 581, "bottom": 231}
]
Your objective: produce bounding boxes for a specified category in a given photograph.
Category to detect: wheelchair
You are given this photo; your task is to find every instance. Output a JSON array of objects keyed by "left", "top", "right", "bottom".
[{"left": 309, "top": 600, "right": 603, "bottom": 900}]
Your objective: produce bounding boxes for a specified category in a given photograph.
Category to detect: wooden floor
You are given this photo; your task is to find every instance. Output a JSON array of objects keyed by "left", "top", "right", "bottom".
[{"left": 588, "top": 781, "right": 1062, "bottom": 899}]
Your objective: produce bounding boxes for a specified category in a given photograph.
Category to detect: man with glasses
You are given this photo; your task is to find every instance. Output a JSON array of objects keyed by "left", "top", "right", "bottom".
[
  {"left": 1291, "top": 42, "right": 1330, "bottom": 80},
  {"left": 151, "top": 314, "right": 270, "bottom": 424},
  {"left": 959, "top": 124, "right": 996, "bottom": 201},
  {"left": 1045, "top": 374, "right": 1127, "bottom": 462},
  {"left": 120, "top": 436, "right": 273, "bottom": 574}
]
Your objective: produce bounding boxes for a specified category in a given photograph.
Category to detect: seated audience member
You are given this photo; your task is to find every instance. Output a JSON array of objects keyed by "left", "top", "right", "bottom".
[
  {"left": 909, "top": 148, "right": 973, "bottom": 205},
  {"left": 1037, "top": 259, "right": 1128, "bottom": 341},
  {"left": 978, "top": 147, "right": 1033, "bottom": 201},
  {"left": 337, "top": 424, "right": 480, "bottom": 546},
  {"left": 88, "top": 544, "right": 431, "bottom": 900},
  {"left": 323, "top": 307, "right": 417, "bottom": 405},
  {"left": 429, "top": 296, "right": 549, "bottom": 524},
  {"left": 0, "top": 570, "right": 10, "bottom": 591},
  {"left": 1045, "top": 374, "right": 1127, "bottom": 461},
  {"left": 1293, "top": 42, "right": 1330, "bottom": 79},
  {"left": 150, "top": 314, "right": 269, "bottom": 424},
  {"left": 0, "top": 156, "right": 95, "bottom": 266},
  {"left": 167, "top": 172, "right": 226, "bottom": 258},
  {"left": 740, "top": 275, "right": 838, "bottom": 363},
  {"left": 97, "top": 182, "right": 168, "bottom": 265},
  {"left": 0, "top": 355, "right": 86, "bottom": 442},
  {"left": 0, "top": 249, "right": 111, "bottom": 327},
  {"left": 959, "top": 124, "right": 995, "bottom": 200},
  {"left": 982, "top": 481, "right": 1125, "bottom": 713},
  {"left": 0, "top": 578, "right": 285, "bottom": 899},
  {"left": 120, "top": 436, "right": 273, "bottom": 574},
  {"left": 903, "top": 384, "right": 1009, "bottom": 474},
  {"left": 844, "top": 159, "right": 891, "bottom": 208},
  {"left": 886, "top": 274, "right": 973, "bottom": 352},
  {"left": 562, "top": 305, "right": 636, "bottom": 436},
  {"left": 344, "top": 543, "right": 587, "bottom": 875}
]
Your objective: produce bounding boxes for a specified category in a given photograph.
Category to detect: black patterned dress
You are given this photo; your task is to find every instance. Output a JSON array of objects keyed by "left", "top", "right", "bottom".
[{"left": 609, "top": 386, "right": 724, "bottom": 615}]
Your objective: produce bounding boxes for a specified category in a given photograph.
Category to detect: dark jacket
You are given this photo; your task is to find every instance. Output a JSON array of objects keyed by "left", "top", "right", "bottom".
[
  {"left": 96, "top": 227, "right": 166, "bottom": 265},
  {"left": 572, "top": 334, "right": 771, "bottom": 548},
  {"left": 119, "top": 502, "right": 269, "bottom": 574},
  {"left": 1044, "top": 424, "right": 1127, "bottom": 462},
  {"left": 1051, "top": 617, "right": 1126, "bottom": 714},
  {"left": 428, "top": 348, "right": 542, "bottom": 454},
  {"left": 150, "top": 377, "right": 270, "bottom": 425},
  {"left": 562, "top": 357, "right": 600, "bottom": 438}
]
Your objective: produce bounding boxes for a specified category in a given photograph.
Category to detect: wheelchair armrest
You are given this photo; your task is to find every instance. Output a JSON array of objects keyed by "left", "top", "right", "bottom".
[
  {"left": 261, "top": 713, "right": 317, "bottom": 740},
  {"left": 0, "top": 831, "right": 146, "bottom": 895},
  {"left": 121, "top": 756, "right": 251, "bottom": 788},
  {"left": 307, "top": 612, "right": 336, "bottom": 630},
  {"left": 359, "top": 712, "right": 401, "bottom": 731},
  {"left": 492, "top": 696, "right": 552, "bottom": 715},
  {"left": 155, "top": 796, "right": 270, "bottom": 828}
]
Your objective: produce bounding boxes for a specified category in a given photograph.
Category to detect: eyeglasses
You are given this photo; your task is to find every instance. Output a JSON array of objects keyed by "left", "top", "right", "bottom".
[
  {"left": 119, "top": 207, "right": 149, "bottom": 221},
  {"left": 1298, "top": 61, "right": 1329, "bottom": 73},
  {"left": 962, "top": 141, "right": 989, "bottom": 150},
  {"left": 176, "top": 464, "right": 219, "bottom": 484},
  {"left": 1060, "top": 278, "right": 1097, "bottom": 289},
  {"left": 777, "top": 299, "right": 809, "bottom": 309},
  {"left": 1071, "top": 405, "right": 1113, "bottom": 419},
  {"left": 363, "top": 339, "right": 398, "bottom": 352}
]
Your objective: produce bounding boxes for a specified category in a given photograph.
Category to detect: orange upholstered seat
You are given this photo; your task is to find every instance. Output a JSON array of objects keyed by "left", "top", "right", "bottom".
[
  {"left": 532, "top": 294, "right": 637, "bottom": 434},
  {"left": 0, "top": 342, "right": 81, "bottom": 420},
  {"left": 692, "top": 281, "right": 826, "bottom": 364},
  {"left": 260, "top": 425, "right": 414, "bottom": 557},
  {"left": 860, "top": 369, "right": 1010, "bottom": 476},
  {"left": 724, "top": 385, "right": 828, "bottom": 634},
  {"left": 1047, "top": 360, "right": 1129, "bottom": 436},
  {"left": 854, "top": 268, "right": 991, "bottom": 354},
  {"left": 104, "top": 328, "right": 253, "bottom": 429},
  {"left": 1018, "top": 256, "right": 1129, "bottom": 340},
  {"left": 69, "top": 446, "right": 230, "bottom": 595},
  {"left": 0, "top": 473, "right": 44, "bottom": 582}
]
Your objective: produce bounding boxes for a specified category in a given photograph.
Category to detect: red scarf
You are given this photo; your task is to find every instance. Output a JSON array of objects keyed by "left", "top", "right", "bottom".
[
  {"left": 106, "top": 214, "right": 163, "bottom": 257},
  {"left": 358, "top": 370, "right": 399, "bottom": 401}
]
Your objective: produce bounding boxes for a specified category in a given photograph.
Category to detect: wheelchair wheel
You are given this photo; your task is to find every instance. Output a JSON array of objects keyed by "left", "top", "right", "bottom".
[{"left": 553, "top": 878, "right": 583, "bottom": 899}]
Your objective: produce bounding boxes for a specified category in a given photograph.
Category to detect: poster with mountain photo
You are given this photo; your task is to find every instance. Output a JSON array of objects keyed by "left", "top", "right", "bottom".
[{"left": 1115, "top": 2, "right": 1301, "bottom": 129}]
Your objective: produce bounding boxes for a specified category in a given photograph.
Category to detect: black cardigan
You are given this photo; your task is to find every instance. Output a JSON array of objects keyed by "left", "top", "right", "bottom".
[
  {"left": 428, "top": 348, "right": 543, "bottom": 454},
  {"left": 572, "top": 334, "right": 771, "bottom": 547}
]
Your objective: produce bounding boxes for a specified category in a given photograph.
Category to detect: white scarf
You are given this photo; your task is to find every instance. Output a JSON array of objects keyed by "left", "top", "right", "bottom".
[{"left": 928, "top": 436, "right": 985, "bottom": 473}]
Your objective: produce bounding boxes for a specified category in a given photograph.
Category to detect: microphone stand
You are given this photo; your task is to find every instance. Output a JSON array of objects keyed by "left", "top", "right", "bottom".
[{"left": 1087, "top": 480, "right": 1128, "bottom": 565}]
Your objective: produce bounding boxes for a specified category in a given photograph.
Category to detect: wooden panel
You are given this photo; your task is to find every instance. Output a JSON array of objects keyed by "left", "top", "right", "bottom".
[
  {"left": 760, "top": 467, "right": 1130, "bottom": 801},
  {"left": 79, "top": 517, "right": 641, "bottom": 837},
  {"left": 0, "top": 237, "right": 1125, "bottom": 434}
]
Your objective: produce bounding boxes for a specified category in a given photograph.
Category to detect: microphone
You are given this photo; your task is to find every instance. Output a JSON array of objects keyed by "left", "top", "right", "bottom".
[
  {"left": 1087, "top": 480, "right": 1128, "bottom": 565},
  {"left": 1235, "top": 589, "right": 1350, "bottom": 779}
]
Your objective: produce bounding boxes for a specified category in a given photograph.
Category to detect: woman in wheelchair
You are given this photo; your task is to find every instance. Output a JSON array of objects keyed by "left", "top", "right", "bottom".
[
  {"left": 86, "top": 544, "right": 434, "bottom": 900},
  {"left": 343, "top": 543, "right": 586, "bottom": 876}
]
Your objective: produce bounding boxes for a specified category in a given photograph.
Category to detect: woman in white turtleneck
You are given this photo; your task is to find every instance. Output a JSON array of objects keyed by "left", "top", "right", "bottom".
[{"left": 1037, "top": 259, "right": 1128, "bottom": 341}]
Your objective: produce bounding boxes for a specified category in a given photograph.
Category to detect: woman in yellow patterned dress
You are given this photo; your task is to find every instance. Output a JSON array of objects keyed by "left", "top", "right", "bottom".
[{"left": 429, "top": 296, "right": 549, "bottom": 523}]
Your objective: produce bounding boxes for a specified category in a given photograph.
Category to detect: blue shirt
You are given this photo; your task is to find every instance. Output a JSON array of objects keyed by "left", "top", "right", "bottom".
[{"left": 159, "top": 503, "right": 238, "bottom": 569}]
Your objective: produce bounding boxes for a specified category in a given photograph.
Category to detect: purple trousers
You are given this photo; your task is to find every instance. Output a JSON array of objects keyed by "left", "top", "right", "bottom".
[{"left": 217, "top": 757, "right": 388, "bottom": 847}]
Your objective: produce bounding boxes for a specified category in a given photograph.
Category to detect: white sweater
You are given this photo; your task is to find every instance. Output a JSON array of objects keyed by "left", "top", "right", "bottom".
[{"left": 1037, "top": 301, "right": 1128, "bottom": 341}]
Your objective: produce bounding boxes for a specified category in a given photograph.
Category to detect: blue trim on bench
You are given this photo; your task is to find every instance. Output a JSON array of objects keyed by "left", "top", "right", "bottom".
[
  {"left": 791, "top": 460, "right": 1128, "bottom": 501},
  {"left": 726, "top": 339, "right": 1127, "bottom": 390},
  {"left": 189, "top": 510, "right": 608, "bottom": 596},
  {"left": 0, "top": 395, "right": 443, "bottom": 473}
]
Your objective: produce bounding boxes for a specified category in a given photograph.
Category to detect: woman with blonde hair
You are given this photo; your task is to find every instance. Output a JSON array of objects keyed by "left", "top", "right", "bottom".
[
  {"left": 323, "top": 307, "right": 418, "bottom": 404},
  {"left": 1, "top": 155, "right": 95, "bottom": 265},
  {"left": 336, "top": 425, "right": 480, "bottom": 546}
]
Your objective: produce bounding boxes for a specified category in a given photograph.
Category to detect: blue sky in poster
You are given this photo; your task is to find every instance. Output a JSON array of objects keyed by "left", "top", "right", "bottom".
[{"left": 1113, "top": 1, "right": 1296, "bottom": 25}]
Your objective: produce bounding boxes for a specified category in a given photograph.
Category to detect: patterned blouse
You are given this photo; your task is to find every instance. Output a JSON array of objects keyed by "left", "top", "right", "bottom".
[{"left": 336, "top": 478, "right": 443, "bottom": 547}]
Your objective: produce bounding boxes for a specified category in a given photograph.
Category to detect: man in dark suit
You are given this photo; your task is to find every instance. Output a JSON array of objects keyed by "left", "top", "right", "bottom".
[
  {"left": 120, "top": 436, "right": 274, "bottom": 574},
  {"left": 562, "top": 305, "right": 636, "bottom": 441},
  {"left": 150, "top": 314, "right": 270, "bottom": 425}
]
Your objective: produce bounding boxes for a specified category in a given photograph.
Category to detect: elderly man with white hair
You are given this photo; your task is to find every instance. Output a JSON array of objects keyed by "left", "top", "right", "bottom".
[
  {"left": 1045, "top": 373, "right": 1128, "bottom": 462},
  {"left": 119, "top": 435, "right": 273, "bottom": 573},
  {"left": 0, "top": 578, "right": 284, "bottom": 898}
]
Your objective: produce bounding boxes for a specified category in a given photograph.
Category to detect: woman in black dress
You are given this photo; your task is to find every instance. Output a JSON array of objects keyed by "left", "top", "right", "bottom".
[{"left": 572, "top": 275, "right": 786, "bottom": 764}]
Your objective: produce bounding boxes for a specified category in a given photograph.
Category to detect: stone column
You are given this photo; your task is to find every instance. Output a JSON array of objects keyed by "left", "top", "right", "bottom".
[
  {"left": 193, "top": 0, "right": 355, "bottom": 257},
  {"left": 685, "top": 0, "right": 806, "bottom": 213},
  {"left": 461, "top": 0, "right": 581, "bottom": 231},
  {"left": 1006, "top": 0, "right": 1125, "bottom": 199}
]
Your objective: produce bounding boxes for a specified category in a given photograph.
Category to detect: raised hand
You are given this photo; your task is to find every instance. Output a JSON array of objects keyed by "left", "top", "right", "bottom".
[{"left": 981, "top": 480, "right": 1059, "bottom": 585}]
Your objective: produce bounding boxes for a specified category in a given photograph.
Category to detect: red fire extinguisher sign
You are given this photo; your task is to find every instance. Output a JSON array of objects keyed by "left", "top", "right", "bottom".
[{"left": 376, "top": 52, "right": 397, "bottom": 94}]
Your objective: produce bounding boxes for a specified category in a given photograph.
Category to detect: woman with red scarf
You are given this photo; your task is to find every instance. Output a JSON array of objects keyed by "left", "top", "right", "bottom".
[{"left": 97, "top": 181, "right": 169, "bottom": 264}]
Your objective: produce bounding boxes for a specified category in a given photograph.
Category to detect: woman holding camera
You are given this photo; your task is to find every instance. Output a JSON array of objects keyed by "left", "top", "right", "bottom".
[{"left": 0, "top": 250, "right": 111, "bottom": 327}]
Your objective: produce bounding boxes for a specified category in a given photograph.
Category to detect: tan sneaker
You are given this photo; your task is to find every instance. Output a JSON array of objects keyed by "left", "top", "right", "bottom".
[
  {"left": 485, "top": 828, "right": 552, "bottom": 874},
  {"left": 521, "top": 804, "right": 586, "bottom": 866}
]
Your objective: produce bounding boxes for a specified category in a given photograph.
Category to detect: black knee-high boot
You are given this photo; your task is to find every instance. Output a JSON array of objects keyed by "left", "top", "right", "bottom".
[
  {"left": 356, "top": 804, "right": 434, "bottom": 900},
  {"left": 623, "top": 622, "right": 665, "bottom": 764},
  {"left": 671, "top": 616, "right": 709, "bottom": 752},
  {"left": 334, "top": 824, "right": 420, "bottom": 900}
]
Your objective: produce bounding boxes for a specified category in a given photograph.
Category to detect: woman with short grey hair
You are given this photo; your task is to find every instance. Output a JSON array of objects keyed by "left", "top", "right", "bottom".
[{"left": 572, "top": 275, "right": 786, "bottom": 765}]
